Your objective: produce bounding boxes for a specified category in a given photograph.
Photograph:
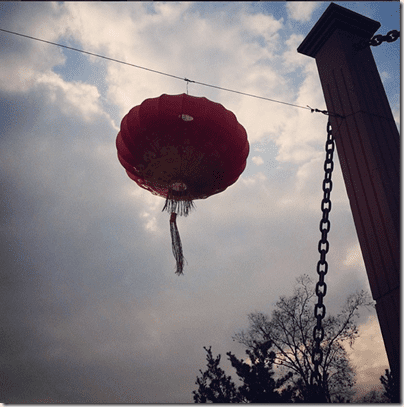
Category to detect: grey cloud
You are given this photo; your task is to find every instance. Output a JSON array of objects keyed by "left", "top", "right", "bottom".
[{"left": 0, "top": 2, "right": 392, "bottom": 403}]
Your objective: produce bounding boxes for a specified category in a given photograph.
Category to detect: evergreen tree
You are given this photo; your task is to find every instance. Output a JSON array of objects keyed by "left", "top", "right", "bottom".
[
  {"left": 193, "top": 346, "right": 240, "bottom": 403},
  {"left": 226, "top": 340, "right": 293, "bottom": 403},
  {"left": 193, "top": 342, "right": 292, "bottom": 403},
  {"left": 380, "top": 369, "right": 400, "bottom": 403}
]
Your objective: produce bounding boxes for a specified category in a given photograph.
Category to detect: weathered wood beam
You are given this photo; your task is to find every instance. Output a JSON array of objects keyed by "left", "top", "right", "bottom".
[{"left": 298, "top": 3, "right": 400, "bottom": 381}]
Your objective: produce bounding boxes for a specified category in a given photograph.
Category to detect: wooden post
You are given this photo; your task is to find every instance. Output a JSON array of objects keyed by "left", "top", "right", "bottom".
[{"left": 298, "top": 3, "right": 400, "bottom": 381}]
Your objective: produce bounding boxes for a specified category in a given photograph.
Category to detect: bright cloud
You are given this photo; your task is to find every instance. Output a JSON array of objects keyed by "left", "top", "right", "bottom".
[
  {"left": 35, "top": 72, "right": 104, "bottom": 121},
  {"left": 282, "top": 33, "right": 307, "bottom": 71},
  {"left": 346, "top": 316, "right": 389, "bottom": 397},
  {"left": 286, "top": 2, "right": 321, "bottom": 22},
  {"left": 252, "top": 155, "right": 264, "bottom": 166},
  {"left": 343, "top": 243, "right": 366, "bottom": 270}
]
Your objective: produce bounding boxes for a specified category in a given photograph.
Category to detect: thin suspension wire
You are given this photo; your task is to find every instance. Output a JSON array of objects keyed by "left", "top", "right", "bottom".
[
  {"left": 189, "top": 78, "right": 310, "bottom": 110},
  {"left": 0, "top": 28, "right": 184, "bottom": 82},
  {"left": 0, "top": 27, "right": 328, "bottom": 114}
]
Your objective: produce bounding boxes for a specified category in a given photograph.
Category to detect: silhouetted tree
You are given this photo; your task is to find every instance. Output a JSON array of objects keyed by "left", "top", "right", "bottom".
[
  {"left": 355, "top": 388, "right": 388, "bottom": 403},
  {"left": 194, "top": 275, "right": 372, "bottom": 403},
  {"left": 193, "top": 346, "right": 240, "bottom": 403},
  {"left": 193, "top": 341, "right": 293, "bottom": 403},
  {"left": 233, "top": 275, "right": 373, "bottom": 402},
  {"left": 380, "top": 369, "right": 400, "bottom": 403},
  {"left": 226, "top": 340, "right": 293, "bottom": 403}
]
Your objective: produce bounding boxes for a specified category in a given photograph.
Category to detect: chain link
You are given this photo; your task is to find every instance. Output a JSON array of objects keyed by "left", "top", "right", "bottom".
[
  {"left": 310, "top": 120, "right": 335, "bottom": 394},
  {"left": 355, "top": 30, "right": 400, "bottom": 50}
]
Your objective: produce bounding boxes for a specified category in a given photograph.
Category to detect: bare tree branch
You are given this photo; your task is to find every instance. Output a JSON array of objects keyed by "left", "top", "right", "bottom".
[{"left": 232, "top": 274, "right": 365, "bottom": 402}]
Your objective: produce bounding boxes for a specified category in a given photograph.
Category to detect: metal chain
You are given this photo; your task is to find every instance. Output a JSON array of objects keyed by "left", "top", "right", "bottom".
[
  {"left": 310, "top": 120, "right": 335, "bottom": 393},
  {"left": 356, "top": 30, "right": 400, "bottom": 50},
  {"left": 370, "top": 29, "right": 400, "bottom": 46}
]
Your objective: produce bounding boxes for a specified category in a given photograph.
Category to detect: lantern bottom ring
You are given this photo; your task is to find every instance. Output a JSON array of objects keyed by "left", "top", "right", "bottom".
[{"left": 171, "top": 182, "right": 187, "bottom": 192}]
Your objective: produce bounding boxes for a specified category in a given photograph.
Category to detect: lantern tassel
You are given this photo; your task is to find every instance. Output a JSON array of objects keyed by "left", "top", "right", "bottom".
[{"left": 170, "top": 212, "right": 185, "bottom": 275}]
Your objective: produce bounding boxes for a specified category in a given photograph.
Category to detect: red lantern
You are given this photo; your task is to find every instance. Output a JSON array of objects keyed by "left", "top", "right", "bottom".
[{"left": 116, "top": 93, "right": 249, "bottom": 275}]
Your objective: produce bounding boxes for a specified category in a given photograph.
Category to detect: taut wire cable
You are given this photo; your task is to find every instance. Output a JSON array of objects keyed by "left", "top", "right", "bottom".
[{"left": 0, "top": 27, "right": 341, "bottom": 116}]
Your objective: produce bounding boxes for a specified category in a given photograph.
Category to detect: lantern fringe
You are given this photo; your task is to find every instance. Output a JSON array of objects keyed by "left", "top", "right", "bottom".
[
  {"left": 162, "top": 189, "right": 195, "bottom": 217},
  {"left": 162, "top": 198, "right": 194, "bottom": 217},
  {"left": 170, "top": 212, "right": 185, "bottom": 276}
]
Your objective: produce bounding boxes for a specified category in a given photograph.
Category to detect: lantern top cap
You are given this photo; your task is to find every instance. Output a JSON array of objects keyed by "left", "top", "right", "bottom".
[{"left": 297, "top": 2, "right": 381, "bottom": 58}]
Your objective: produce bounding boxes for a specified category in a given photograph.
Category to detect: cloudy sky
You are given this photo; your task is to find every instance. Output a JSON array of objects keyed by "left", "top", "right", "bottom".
[{"left": 0, "top": 1, "right": 399, "bottom": 403}]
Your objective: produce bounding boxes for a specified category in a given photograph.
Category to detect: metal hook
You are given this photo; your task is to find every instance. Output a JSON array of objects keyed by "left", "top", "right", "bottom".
[{"left": 184, "top": 78, "right": 195, "bottom": 95}]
